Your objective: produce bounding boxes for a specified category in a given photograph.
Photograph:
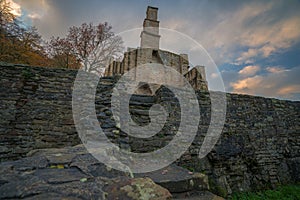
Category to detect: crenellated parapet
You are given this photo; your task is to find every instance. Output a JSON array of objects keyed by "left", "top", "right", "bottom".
[{"left": 104, "top": 6, "right": 208, "bottom": 93}]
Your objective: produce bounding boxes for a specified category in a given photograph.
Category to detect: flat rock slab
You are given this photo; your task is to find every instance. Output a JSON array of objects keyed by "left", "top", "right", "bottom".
[
  {"left": 0, "top": 144, "right": 220, "bottom": 199},
  {"left": 0, "top": 145, "right": 172, "bottom": 200},
  {"left": 34, "top": 168, "right": 88, "bottom": 184},
  {"left": 0, "top": 145, "right": 113, "bottom": 199},
  {"left": 135, "top": 164, "right": 209, "bottom": 193}
]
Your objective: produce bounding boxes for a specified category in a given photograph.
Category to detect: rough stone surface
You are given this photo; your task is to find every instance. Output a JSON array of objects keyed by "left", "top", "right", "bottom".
[
  {"left": 0, "top": 144, "right": 174, "bottom": 200},
  {"left": 0, "top": 63, "right": 299, "bottom": 196},
  {"left": 136, "top": 164, "right": 209, "bottom": 193},
  {"left": 0, "top": 147, "right": 107, "bottom": 199},
  {"left": 104, "top": 177, "right": 172, "bottom": 200}
]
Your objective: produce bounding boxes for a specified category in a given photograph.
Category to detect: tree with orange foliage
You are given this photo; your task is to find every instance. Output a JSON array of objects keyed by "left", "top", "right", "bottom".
[{"left": 0, "top": 0, "right": 49, "bottom": 66}]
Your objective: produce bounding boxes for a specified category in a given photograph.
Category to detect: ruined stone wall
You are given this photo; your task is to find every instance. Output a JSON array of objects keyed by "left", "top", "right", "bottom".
[
  {"left": 0, "top": 64, "right": 79, "bottom": 161},
  {"left": 0, "top": 63, "right": 123, "bottom": 161},
  {"left": 128, "top": 86, "right": 299, "bottom": 195},
  {"left": 104, "top": 49, "right": 207, "bottom": 91},
  {"left": 184, "top": 67, "right": 208, "bottom": 90},
  {"left": 166, "top": 89, "right": 299, "bottom": 196},
  {"left": 106, "top": 49, "right": 188, "bottom": 77},
  {"left": 0, "top": 63, "right": 299, "bottom": 195}
]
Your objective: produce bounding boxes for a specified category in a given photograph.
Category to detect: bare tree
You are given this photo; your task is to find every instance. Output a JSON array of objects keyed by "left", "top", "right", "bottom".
[
  {"left": 47, "top": 37, "right": 80, "bottom": 69},
  {"left": 47, "top": 22, "right": 124, "bottom": 75}
]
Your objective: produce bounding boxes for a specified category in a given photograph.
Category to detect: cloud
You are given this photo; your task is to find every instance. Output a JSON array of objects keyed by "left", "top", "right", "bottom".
[
  {"left": 13, "top": 0, "right": 50, "bottom": 19},
  {"left": 230, "top": 66, "right": 300, "bottom": 100},
  {"left": 266, "top": 66, "right": 290, "bottom": 73},
  {"left": 177, "top": 0, "right": 300, "bottom": 65},
  {"left": 211, "top": 73, "right": 219, "bottom": 79},
  {"left": 8, "top": 0, "right": 300, "bottom": 100},
  {"left": 234, "top": 7, "right": 300, "bottom": 64},
  {"left": 13, "top": 0, "right": 75, "bottom": 39},
  {"left": 241, "top": 16, "right": 300, "bottom": 49},
  {"left": 231, "top": 75, "right": 263, "bottom": 91},
  {"left": 235, "top": 45, "right": 278, "bottom": 64},
  {"left": 192, "top": 1, "right": 279, "bottom": 65},
  {"left": 163, "top": 19, "right": 187, "bottom": 30},
  {"left": 236, "top": 49, "right": 258, "bottom": 64},
  {"left": 238, "top": 65, "right": 260, "bottom": 76},
  {"left": 277, "top": 85, "right": 300, "bottom": 96},
  {"left": 27, "top": 13, "right": 42, "bottom": 20},
  {"left": 14, "top": 0, "right": 300, "bottom": 63},
  {"left": 8, "top": 0, "right": 21, "bottom": 17}
]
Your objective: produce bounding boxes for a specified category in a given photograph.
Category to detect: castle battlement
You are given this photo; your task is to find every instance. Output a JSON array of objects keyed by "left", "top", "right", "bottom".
[{"left": 104, "top": 6, "right": 208, "bottom": 93}]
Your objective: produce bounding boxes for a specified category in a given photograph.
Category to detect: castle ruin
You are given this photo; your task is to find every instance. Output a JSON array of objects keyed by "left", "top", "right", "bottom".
[{"left": 104, "top": 6, "right": 208, "bottom": 93}]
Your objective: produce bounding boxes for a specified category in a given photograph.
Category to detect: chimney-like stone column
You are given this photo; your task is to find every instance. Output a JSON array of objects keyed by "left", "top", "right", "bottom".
[{"left": 140, "top": 6, "right": 160, "bottom": 49}]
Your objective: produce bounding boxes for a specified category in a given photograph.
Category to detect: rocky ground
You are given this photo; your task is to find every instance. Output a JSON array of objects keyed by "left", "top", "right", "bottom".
[{"left": 0, "top": 144, "right": 223, "bottom": 200}]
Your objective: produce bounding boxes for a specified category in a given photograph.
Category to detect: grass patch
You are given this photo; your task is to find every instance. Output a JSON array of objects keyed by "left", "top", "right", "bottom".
[{"left": 230, "top": 184, "right": 300, "bottom": 200}]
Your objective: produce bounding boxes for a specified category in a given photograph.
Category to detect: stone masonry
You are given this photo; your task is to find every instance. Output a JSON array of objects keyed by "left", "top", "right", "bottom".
[
  {"left": 140, "top": 6, "right": 160, "bottom": 49},
  {"left": 0, "top": 63, "right": 299, "bottom": 197},
  {"left": 104, "top": 6, "right": 208, "bottom": 93}
]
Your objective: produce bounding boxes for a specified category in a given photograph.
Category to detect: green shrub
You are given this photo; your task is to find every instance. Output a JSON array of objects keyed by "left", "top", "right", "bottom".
[{"left": 230, "top": 184, "right": 300, "bottom": 200}]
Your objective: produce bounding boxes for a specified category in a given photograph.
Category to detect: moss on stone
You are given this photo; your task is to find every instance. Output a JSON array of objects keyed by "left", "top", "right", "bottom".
[{"left": 208, "top": 177, "right": 228, "bottom": 198}]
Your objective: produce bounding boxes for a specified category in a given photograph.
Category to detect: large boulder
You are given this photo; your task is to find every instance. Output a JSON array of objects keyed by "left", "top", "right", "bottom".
[{"left": 103, "top": 177, "right": 172, "bottom": 200}]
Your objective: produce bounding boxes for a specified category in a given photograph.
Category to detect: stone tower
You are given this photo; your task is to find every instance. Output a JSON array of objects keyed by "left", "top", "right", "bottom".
[
  {"left": 104, "top": 6, "right": 208, "bottom": 93},
  {"left": 140, "top": 6, "right": 160, "bottom": 49}
]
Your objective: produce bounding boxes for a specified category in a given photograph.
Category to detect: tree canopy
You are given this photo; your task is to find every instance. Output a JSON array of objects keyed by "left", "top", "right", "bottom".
[
  {"left": 47, "top": 22, "right": 124, "bottom": 74},
  {"left": 0, "top": 0, "right": 49, "bottom": 66},
  {"left": 0, "top": 0, "right": 124, "bottom": 73}
]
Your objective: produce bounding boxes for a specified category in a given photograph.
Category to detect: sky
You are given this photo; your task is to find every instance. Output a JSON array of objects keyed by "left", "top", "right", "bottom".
[{"left": 8, "top": 0, "right": 300, "bottom": 101}]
